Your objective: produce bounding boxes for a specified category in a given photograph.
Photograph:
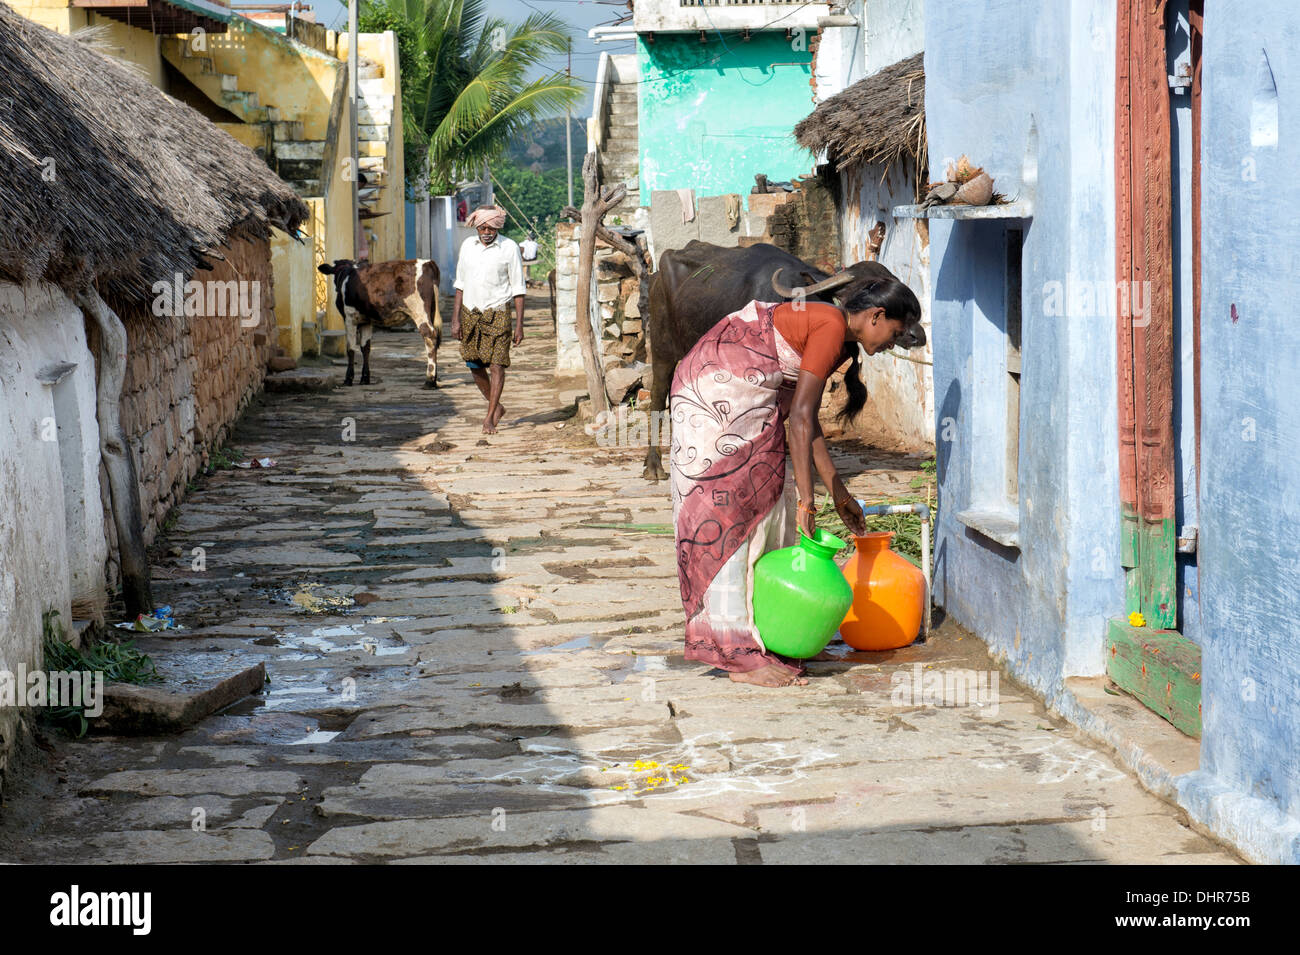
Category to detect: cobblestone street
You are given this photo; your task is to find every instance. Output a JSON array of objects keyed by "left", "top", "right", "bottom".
[{"left": 0, "top": 296, "right": 1239, "bottom": 864}]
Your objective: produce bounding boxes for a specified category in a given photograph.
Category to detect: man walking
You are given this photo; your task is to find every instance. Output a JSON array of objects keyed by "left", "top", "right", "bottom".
[
  {"left": 452, "top": 205, "right": 526, "bottom": 434},
  {"left": 520, "top": 231, "right": 539, "bottom": 284}
]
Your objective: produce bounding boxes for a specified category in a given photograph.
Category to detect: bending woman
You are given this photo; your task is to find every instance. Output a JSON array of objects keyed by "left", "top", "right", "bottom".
[{"left": 669, "top": 278, "right": 923, "bottom": 688}]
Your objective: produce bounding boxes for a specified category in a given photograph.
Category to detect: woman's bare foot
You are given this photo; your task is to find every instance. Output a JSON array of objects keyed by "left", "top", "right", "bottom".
[{"left": 729, "top": 664, "right": 808, "bottom": 687}]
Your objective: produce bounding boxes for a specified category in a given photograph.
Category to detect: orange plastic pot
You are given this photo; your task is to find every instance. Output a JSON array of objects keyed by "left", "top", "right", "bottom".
[{"left": 839, "top": 532, "right": 926, "bottom": 651}]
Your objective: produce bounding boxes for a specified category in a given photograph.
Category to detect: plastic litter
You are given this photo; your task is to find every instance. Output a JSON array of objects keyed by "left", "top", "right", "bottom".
[{"left": 115, "top": 605, "right": 183, "bottom": 632}]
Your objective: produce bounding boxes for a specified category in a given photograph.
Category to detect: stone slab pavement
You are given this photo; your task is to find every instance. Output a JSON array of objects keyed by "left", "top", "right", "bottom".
[{"left": 0, "top": 292, "right": 1242, "bottom": 864}]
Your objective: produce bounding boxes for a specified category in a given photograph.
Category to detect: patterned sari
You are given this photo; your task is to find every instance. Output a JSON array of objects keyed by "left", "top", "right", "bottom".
[{"left": 669, "top": 301, "right": 801, "bottom": 674}]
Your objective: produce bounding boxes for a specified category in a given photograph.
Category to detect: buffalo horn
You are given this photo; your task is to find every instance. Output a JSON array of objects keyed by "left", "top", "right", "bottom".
[{"left": 771, "top": 267, "right": 857, "bottom": 299}]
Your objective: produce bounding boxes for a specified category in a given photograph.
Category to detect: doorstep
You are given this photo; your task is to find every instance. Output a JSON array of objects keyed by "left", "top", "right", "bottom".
[{"left": 1053, "top": 675, "right": 1202, "bottom": 804}]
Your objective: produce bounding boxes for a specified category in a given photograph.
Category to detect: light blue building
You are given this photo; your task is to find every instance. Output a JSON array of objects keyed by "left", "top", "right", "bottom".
[{"left": 918, "top": 0, "right": 1300, "bottom": 863}]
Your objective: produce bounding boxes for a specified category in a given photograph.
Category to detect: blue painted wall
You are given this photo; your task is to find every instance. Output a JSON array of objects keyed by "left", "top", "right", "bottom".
[
  {"left": 1176, "top": 1, "right": 1300, "bottom": 862},
  {"left": 637, "top": 32, "right": 814, "bottom": 198},
  {"left": 925, "top": 0, "right": 1300, "bottom": 862},
  {"left": 926, "top": 0, "right": 1123, "bottom": 697}
]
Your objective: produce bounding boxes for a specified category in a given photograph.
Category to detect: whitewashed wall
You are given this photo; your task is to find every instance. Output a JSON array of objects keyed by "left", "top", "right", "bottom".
[
  {"left": 864, "top": 0, "right": 924, "bottom": 70},
  {"left": 0, "top": 281, "right": 108, "bottom": 780},
  {"left": 840, "top": 158, "right": 934, "bottom": 449}
]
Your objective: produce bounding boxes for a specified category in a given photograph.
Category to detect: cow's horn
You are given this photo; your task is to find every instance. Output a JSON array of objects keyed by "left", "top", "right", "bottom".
[{"left": 771, "top": 267, "right": 857, "bottom": 299}]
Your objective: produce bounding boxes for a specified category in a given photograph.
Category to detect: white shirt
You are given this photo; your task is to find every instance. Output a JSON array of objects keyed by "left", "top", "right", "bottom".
[
  {"left": 455, "top": 235, "right": 526, "bottom": 311},
  {"left": 520, "top": 239, "right": 538, "bottom": 261}
]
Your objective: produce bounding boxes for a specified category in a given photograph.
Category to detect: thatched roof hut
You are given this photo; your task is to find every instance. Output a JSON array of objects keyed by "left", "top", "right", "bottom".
[
  {"left": 796, "top": 52, "right": 926, "bottom": 176},
  {"left": 0, "top": 4, "right": 309, "bottom": 305}
]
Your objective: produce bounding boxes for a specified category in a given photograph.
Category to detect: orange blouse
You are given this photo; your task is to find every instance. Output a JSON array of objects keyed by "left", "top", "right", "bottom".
[{"left": 772, "top": 301, "right": 849, "bottom": 381}]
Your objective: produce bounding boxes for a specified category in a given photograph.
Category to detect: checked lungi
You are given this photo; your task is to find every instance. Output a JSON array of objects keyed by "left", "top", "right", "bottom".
[{"left": 459, "top": 304, "right": 514, "bottom": 368}]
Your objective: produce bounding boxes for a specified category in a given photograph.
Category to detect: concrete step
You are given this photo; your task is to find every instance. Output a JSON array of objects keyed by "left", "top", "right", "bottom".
[
  {"left": 219, "top": 89, "right": 268, "bottom": 123},
  {"left": 162, "top": 39, "right": 266, "bottom": 124},
  {"left": 274, "top": 140, "right": 326, "bottom": 161},
  {"left": 357, "top": 105, "right": 392, "bottom": 126},
  {"left": 272, "top": 120, "right": 305, "bottom": 141},
  {"left": 278, "top": 162, "right": 324, "bottom": 186},
  {"left": 358, "top": 140, "right": 387, "bottom": 158},
  {"left": 358, "top": 124, "right": 390, "bottom": 141},
  {"left": 359, "top": 77, "right": 390, "bottom": 97}
]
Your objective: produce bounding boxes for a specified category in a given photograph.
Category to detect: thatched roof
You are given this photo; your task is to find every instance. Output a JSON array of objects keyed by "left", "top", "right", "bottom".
[
  {"left": 0, "top": 5, "right": 308, "bottom": 305},
  {"left": 796, "top": 52, "right": 926, "bottom": 174}
]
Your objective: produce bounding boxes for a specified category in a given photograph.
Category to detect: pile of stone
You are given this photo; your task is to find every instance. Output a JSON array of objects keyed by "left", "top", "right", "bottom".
[{"left": 597, "top": 248, "right": 644, "bottom": 366}]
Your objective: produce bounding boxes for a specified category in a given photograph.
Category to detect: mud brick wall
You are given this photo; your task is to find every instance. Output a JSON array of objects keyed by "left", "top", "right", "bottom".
[
  {"left": 765, "top": 175, "right": 842, "bottom": 275},
  {"left": 103, "top": 234, "right": 276, "bottom": 585}
]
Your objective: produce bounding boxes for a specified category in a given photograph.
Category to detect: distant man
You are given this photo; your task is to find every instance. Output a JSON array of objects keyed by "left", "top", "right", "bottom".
[
  {"left": 452, "top": 205, "right": 525, "bottom": 434},
  {"left": 520, "top": 231, "right": 539, "bottom": 284}
]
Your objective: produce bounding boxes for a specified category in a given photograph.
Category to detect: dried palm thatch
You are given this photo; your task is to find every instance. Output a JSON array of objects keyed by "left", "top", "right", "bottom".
[
  {"left": 795, "top": 52, "right": 926, "bottom": 177},
  {"left": 0, "top": 6, "right": 309, "bottom": 305}
]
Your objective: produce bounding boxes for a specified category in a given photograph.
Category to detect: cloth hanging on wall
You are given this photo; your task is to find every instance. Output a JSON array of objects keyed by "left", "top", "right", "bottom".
[
  {"left": 724, "top": 193, "right": 741, "bottom": 229},
  {"left": 676, "top": 188, "right": 696, "bottom": 224}
]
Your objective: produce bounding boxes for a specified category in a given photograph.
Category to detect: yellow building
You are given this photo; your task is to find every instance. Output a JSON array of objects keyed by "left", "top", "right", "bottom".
[{"left": 3, "top": 0, "right": 407, "bottom": 360}]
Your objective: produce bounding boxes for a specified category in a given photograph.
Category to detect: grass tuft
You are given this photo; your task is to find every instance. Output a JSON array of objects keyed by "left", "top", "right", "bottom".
[{"left": 41, "top": 609, "right": 162, "bottom": 737}]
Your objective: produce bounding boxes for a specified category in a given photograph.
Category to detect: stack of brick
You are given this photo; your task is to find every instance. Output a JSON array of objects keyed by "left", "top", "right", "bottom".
[{"left": 740, "top": 175, "right": 841, "bottom": 274}]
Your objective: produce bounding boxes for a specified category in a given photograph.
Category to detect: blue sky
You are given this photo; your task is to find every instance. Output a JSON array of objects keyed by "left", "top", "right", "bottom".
[{"left": 311, "top": 0, "right": 634, "bottom": 114}]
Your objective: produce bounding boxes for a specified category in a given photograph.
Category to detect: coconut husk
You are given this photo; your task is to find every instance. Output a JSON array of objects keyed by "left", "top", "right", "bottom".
[
  {"left": 952, "top": 171, "right": 994, "bottom": 206},
  {"left": 945, "top": 155, "right": 986, "bottom": 184}
]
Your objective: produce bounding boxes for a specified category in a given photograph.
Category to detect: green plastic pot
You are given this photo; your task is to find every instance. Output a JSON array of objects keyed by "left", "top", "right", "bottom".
[{"left": 753, "top": 528, "right": 853, "bottom": 659}]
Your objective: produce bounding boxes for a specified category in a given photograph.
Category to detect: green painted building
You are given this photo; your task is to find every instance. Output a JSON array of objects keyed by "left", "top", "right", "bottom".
[{"left": 637, "top": 32, "right": 814, "bottom": 198}]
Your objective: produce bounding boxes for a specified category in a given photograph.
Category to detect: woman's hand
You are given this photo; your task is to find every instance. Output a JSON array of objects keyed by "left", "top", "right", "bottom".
[
  {"left": 835, "top": 495, "right": 867, "bottom": 537},
  {"left": 796, "top": 500, "right": 817, "bottom": 539}
]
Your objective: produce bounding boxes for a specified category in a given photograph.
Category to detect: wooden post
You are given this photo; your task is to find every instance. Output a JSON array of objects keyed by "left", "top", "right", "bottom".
[
  {"left": 77, "top": 286, "right": 153, "bottom": 616},
  {"left": 573, "top": 151, "right": 626, "bottom": 413},
  {"left": 563, "top": 203, "right": 651, "bottom": 397}
]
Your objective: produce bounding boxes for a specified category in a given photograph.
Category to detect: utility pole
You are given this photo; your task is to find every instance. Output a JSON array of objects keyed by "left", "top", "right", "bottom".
[
  {"left": 566, "top": 37, "right": 574, "bottom": 209},
  {"left": 348, "top": 0, "right": 361, "bottom": 259}
]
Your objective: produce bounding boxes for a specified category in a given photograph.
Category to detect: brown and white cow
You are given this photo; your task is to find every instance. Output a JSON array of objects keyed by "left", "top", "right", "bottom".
[{"left": 317, "top": 259, "right": 442, "bottom": 387}]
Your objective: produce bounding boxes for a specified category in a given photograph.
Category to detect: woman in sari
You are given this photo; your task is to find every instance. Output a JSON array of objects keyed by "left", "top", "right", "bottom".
[{"left": 670, "top": 277, "right": 923, "bottom": 687}]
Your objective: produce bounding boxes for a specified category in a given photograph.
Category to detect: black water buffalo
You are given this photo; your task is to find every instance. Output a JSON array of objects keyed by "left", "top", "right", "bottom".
[{"left": 642, "top": 241, "right": 924, "bottom": 481}]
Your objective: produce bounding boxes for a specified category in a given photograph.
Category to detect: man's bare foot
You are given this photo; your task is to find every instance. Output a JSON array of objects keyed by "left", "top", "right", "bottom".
[
  {"left": 729, "top": 664, "right": 808, "bottom": 687},
  {"left": 482, "top": 404, "right": 506, "bottom": 433}
]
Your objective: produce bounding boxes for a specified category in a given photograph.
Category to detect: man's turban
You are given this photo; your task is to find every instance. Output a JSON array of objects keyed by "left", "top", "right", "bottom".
[{"left": 467, "top": 205, "right": 507, "bottom": 230}]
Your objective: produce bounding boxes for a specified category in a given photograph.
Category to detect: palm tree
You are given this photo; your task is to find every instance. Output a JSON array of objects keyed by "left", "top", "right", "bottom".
[{"left": 363, "top": 0, "right": 583, "bottom": 195}]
